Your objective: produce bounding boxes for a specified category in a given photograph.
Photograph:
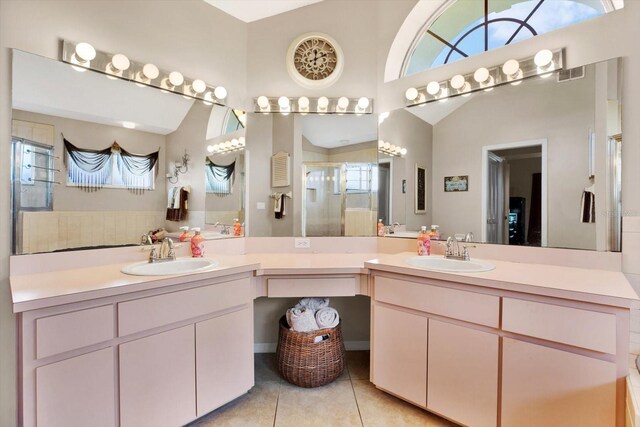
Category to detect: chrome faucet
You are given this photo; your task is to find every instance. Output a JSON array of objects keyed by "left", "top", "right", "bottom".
[
  {"left": 149, "top": 238, "right": 176, "bottom": 263},
  {"left": 140, "top": 234, "right": 153, "bottom": 245},
  {"left": 445, "top": 236, "right": 476, "bottom": 261}
]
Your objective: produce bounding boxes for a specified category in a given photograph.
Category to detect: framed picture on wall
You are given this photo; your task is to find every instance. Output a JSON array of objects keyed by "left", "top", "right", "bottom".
[
  {"left": 415, "top": 164, "right": 427, "bottom": 214},
  {"left": 444, "top": 175, "right": 469, "bottom": 192}
]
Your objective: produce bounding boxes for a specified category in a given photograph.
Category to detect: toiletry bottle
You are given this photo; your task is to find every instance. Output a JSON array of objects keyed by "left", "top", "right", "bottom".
[
  {"left": 428, "top": 225, "right": 440, "bottom": 240},
  {"left": 233, "top": 218, "right": 242, "bottom": 237},
  {"left": 178, "top": 226, "right": 192, "bottom": 242},
  {"left": 190, "top": 227, "right": 204, "bottom": 257},
  {"left": 377, "top": 219, "right": 385, "bottom": 237},
  {"left": 417, "top": 226, "right": 431, "bottom": 256}
]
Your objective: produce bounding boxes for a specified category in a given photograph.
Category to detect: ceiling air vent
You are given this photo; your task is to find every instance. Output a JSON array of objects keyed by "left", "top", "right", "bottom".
[{"left": 557, "top": 66, "right": 585, "bottom": 83}]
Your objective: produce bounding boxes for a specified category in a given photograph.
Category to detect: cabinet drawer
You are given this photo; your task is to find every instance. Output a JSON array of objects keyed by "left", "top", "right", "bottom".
[
  {"left": 374, "top": 276, "right": 499, "bottom": 328},
  {"left": 502, "top": 298, "right": 617, "bottom": 353},
  {"left": 267, "top": 277, "right": 357, "bottom": 297},
  {"left": 36, "top": 305, "right": 113, "bottom": 359},
  {"left": 118, "top": 278, "right": 251, "bottom": 336}
]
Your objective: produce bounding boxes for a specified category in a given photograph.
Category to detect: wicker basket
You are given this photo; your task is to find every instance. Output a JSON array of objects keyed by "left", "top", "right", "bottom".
[{"left": 276, "top": 315, "right": 346, "bottom": 388}]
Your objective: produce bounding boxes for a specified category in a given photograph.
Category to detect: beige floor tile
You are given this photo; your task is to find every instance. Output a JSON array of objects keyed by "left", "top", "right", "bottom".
[
  {"left": 352, "top": 380, "right": 457, "bottom": 427},
  {"left": 275, "top": 380, "right": 362, "bottom": 427},
  {"left": 254, "top": 352, "right": 283, "bottom": 383},
  {"left": 346, "top": 350, "right": 370, "bottom": 380},
  {"left": 187, "top": 381, "right": 280, "bottom": 427}
]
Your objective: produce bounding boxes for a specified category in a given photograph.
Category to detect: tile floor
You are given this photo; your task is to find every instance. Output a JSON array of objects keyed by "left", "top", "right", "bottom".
[{"left": 187, "top": 351, "right": 456, "bottom": 427}]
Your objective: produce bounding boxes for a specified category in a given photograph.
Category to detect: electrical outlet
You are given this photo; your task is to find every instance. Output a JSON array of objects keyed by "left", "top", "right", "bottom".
[{"left": 294, "top": 238, "right": 311, "bottom": 249}]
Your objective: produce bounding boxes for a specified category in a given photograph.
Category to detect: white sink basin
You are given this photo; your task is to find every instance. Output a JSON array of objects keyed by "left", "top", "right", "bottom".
[
  {"left": 121, "top": 258, "right": 219, "bottom": 276},
  {"left": 405, "top": 256, "right": 495, "bottom": 273}
]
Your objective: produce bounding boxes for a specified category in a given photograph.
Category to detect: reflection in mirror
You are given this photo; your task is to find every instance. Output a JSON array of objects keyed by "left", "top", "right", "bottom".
[
  {"left": 302, "top": 115, "right": 378, "bottom": 237},
  {"left": 379, "top": 58, "right": 622, "bottom": 251},
  {"left": 10, "top": 50, "right": 246, "bottom": 254},
  {"left": 204, "top": 105, "right": 246, "bottom": 236}
]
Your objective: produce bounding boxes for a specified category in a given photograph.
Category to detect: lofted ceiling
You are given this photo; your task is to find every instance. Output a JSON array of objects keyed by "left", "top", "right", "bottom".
[
  {"left": 12, "top": 50, "right": 194, "bottom": 135},
  {"left": 203, "top": 0, "right": 324, "bottom": 23},
  {"left": 302, "top": 114, "right": 378, "bottom": 149}
]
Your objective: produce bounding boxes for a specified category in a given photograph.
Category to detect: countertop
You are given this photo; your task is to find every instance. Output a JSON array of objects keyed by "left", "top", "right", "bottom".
[
  {"left": 366, "top": 252, "right": 639, "bottom": 308},
  {"left": 10, "top": 252, "right": 639, "bottom": 313}
]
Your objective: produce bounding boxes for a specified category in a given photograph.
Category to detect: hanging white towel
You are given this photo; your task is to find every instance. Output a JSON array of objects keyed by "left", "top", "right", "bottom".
[
  {"left": 315, "top": 307, "right": 339, "bottom": 329},
  {"left": 581, "top": 189, "right": 595, "bottom": 223}
]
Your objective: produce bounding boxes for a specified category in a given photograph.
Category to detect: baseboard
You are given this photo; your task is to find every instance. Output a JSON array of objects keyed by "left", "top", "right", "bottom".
[{"left": 254, "top": 340, "right": 370, "bottom": 353}]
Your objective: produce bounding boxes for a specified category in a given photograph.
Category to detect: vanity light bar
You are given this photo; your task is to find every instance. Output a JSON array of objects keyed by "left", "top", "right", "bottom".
[
  {"left": 207, "top": 137, "right": 246, "bottom": 154},
  {"left": 405, "top": 48, "right": 564, "bottom": 107},
  {"left": 61, "top": 40, "right": 228, "bottom": 106},
  {"left": 253, "top": 96, "right": 373, "bottom": 114},
  {"left": 378, "top": 140, "right": 407, "bottom": 157}
]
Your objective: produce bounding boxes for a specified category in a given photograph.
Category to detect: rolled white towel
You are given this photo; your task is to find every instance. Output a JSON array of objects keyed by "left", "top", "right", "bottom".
[
  {"left": 287, "top": 307, "right": 319, "bottom": 332},
  {"left": 296, "top": 297, "right": 330, "bottom": 311},
  {"left": 315, "top": 307, "right": 339, "bottom": 329}
]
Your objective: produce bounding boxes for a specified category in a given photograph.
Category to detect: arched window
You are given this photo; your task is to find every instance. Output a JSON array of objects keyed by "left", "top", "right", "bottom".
[{"left": 403, "top": 0, "right": 620, "bottom": 77}]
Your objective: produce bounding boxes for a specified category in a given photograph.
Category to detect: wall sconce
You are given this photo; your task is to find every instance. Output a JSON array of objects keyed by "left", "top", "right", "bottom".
[
  {"left": 166, "top": 150, "right": 190, "bottom": 184},
  {"left": 61, "top": 40, "right": 228, "bottom": 106},
  {"left": 405, "top": 48, "right": 564, "bottom": 107},
  {"left": 253, "top": 96, "right": 374, "bottom": 115},
  {"left": 378, "top": 140, "right": 407, "bottom": 157},
  {"left": 207, "top": 137, "right": 246, "bottom": 154}
]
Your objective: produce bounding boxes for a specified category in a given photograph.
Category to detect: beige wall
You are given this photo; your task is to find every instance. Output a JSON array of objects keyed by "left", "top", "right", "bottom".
[
  {"left": 12, "top": 109, "right": 168, "bottom": 212},
  {"left": 432, "top": 68, "right": 596, "bottom": 249},
  {"left": 378, "top": 108, "right": 433, "bottom": 231}
]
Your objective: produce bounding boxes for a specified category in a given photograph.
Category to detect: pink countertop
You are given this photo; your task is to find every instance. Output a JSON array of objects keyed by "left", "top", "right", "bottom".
[
  {"left": 10, "top": 252, "right": 639, "bottom": 313},
  {"left": 366, "top": 252, "right": 639, "bottom": 308}
]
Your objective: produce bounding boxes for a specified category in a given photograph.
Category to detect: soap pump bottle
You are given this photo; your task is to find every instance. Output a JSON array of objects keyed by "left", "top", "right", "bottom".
[
  {"left": 190, "top": 227, "right": 204, "bottom": 257},
  {"left": 233, "top": 218, "right": 242, "bottom": 237},
  {"left": 377, "top": 219, "right": 385, "bottom": 237},
  {"left": 178, "top": 226, "right": 192, "bottom": 242},
  {"left": 417, "top": 226, "right": 431, "bottom": 256},
  {"left": 428, "top": 225, "right": 440, "bottom": 241}
]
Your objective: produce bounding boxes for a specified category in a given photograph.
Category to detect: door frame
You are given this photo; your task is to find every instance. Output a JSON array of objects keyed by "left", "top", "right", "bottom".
[
  {"left": 378, "top": 157, "right": 393, "bottom": 225},
  {"left": 481, "top": 139, "right": 547, "bottom": 246}
]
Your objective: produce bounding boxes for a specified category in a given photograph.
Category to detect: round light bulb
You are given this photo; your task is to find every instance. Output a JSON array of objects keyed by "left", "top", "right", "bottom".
[
  {"left": 231, "top": 138, "right": 239, "bottom": 147},
  {"left": 394, "top": 146, "right": 402, "bottom": 154},
  {"left": 400, "top": 148, "right": 407, "bottom": 156},
  {"left": 111, "top": 54, "right": 130, "bottom": 71},
  {"left": 502, "top": 59, "right": 520, "bottom": 77},
  {"left": 224, "top": 141, "right": 232, "bottom": 148},
  {"left": 534, "top": 49, "right": 553, "bottom": 68},
  {"left": 238, "top": 137, "right": 246, "bottom": 146},
  {"left": 450, "top": 75, "right": 465, "bottom": 90},
  {"left": 426, "top": 81, "right": 441, "bottom": 96},
  {"left": 405, "top": 87, "right": 418, "bottom": 101},
  {"left": 389, "top": 145, "right": 396, "bottom": 152},
  {"left": 169, "top": 71, "right": 184, "bottom": 86},
  {"left": 142, "top": 63, "right": 159, "bottom": 80},
  {"left": 278, "top": 96, "right": 290, "bottom": 108},
  {"left": 357, "top": 97, "right": 370, "bottom": 109},
  {"left": 383, "top": 142, "right": 391, "bottom": 150},
  {"left": 257, "top": 96, "right": 269, "bottom": 108},
  {"left": 378, "top": 140, "right": 385, "bottom": 148},
  {"left": 203, "top": 92, "right": 214, "bottom": 105},
  {"left": 214, "top": 86, "right": 227, "bottom": 99},
  {"left": 192, "top": 79, "right": 206, "bottom": 94},
  {"left": 337, "top": 97, "right": 349, "bottom": 109},
  {"left": 474, "top": 67, "right": 490, "bottom": 83},
  {"left": 207, "top": 145, "right": 214, "bottom": 153},
  {"left": 297, "top": 96, "right": 310, "bottom": 109},
  {"left": 317, "top": 96, "right": 329, "bottom": 109},
  {"left": 75, "top": 42, "right": 96, "bottom": 61}
]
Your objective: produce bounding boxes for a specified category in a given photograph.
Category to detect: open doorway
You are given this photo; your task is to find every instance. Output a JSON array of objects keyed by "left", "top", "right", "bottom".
[{"left": 482, "top": 140, "right": 547, "bottom": 246}]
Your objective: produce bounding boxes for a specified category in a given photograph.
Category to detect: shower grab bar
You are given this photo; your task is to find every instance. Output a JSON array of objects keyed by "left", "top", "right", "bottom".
[
  {"left": 27, "top": 178, "right": 61, "bottom": 185},
  {"left": 25, "top": 164, "right": 60, "bottom": 172}
]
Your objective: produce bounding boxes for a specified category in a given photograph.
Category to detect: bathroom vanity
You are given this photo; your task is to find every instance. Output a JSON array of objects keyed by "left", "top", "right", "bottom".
[{"left": 9, "top": 247, "right": 638, "bottom": 427}]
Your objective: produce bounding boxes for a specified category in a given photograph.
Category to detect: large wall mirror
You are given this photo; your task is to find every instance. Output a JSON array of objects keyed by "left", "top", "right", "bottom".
[
  {"left": 379, "top": 58, "right": 623, "bottom": 251},
  {"left": 11, "top": 50, "right": 247, "bottom": 254}
]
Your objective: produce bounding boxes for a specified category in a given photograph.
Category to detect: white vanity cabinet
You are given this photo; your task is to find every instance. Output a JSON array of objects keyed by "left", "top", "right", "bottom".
[
  {"left": 369, "top": 271, "right": 629, "bottom": 427},
  {"left": 16, "top": 272, "right": 255, "bottom": 427}
]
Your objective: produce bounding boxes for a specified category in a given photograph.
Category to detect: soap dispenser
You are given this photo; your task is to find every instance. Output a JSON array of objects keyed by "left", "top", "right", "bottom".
[
  {"left": 233, "top": 218, "right": 242, "bottom": 237},
  {"left": 377, "top": 219, "right": 385, "bottom": 237},
  {"left": 178, "top": 226, "right": 192, "bottom": 242},
  {"left": 417, "top": 226, "right": 431, "bottom": 256},
  {"left": 190, "top": 227, "right": 204, "bottom": 257}
]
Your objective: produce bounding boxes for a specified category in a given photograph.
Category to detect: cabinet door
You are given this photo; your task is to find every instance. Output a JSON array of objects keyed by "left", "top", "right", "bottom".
[
  {"left": 502, "top": 337, "right": 616, "bottom": 427},
  {"left": 427, "top": 319, "right": 498, "bottom": 427},
  {"left": 372, "top": 304, "right": 427, "bottom": 407},
  {"left": 196, "top": 307, "right": 254, "bottom": 416},
  {"left": 119, "top": 325, "right": 196, "bottom": 427},
  {"left": 36, "top": 347, "right": 115, "bottom": 427}
]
